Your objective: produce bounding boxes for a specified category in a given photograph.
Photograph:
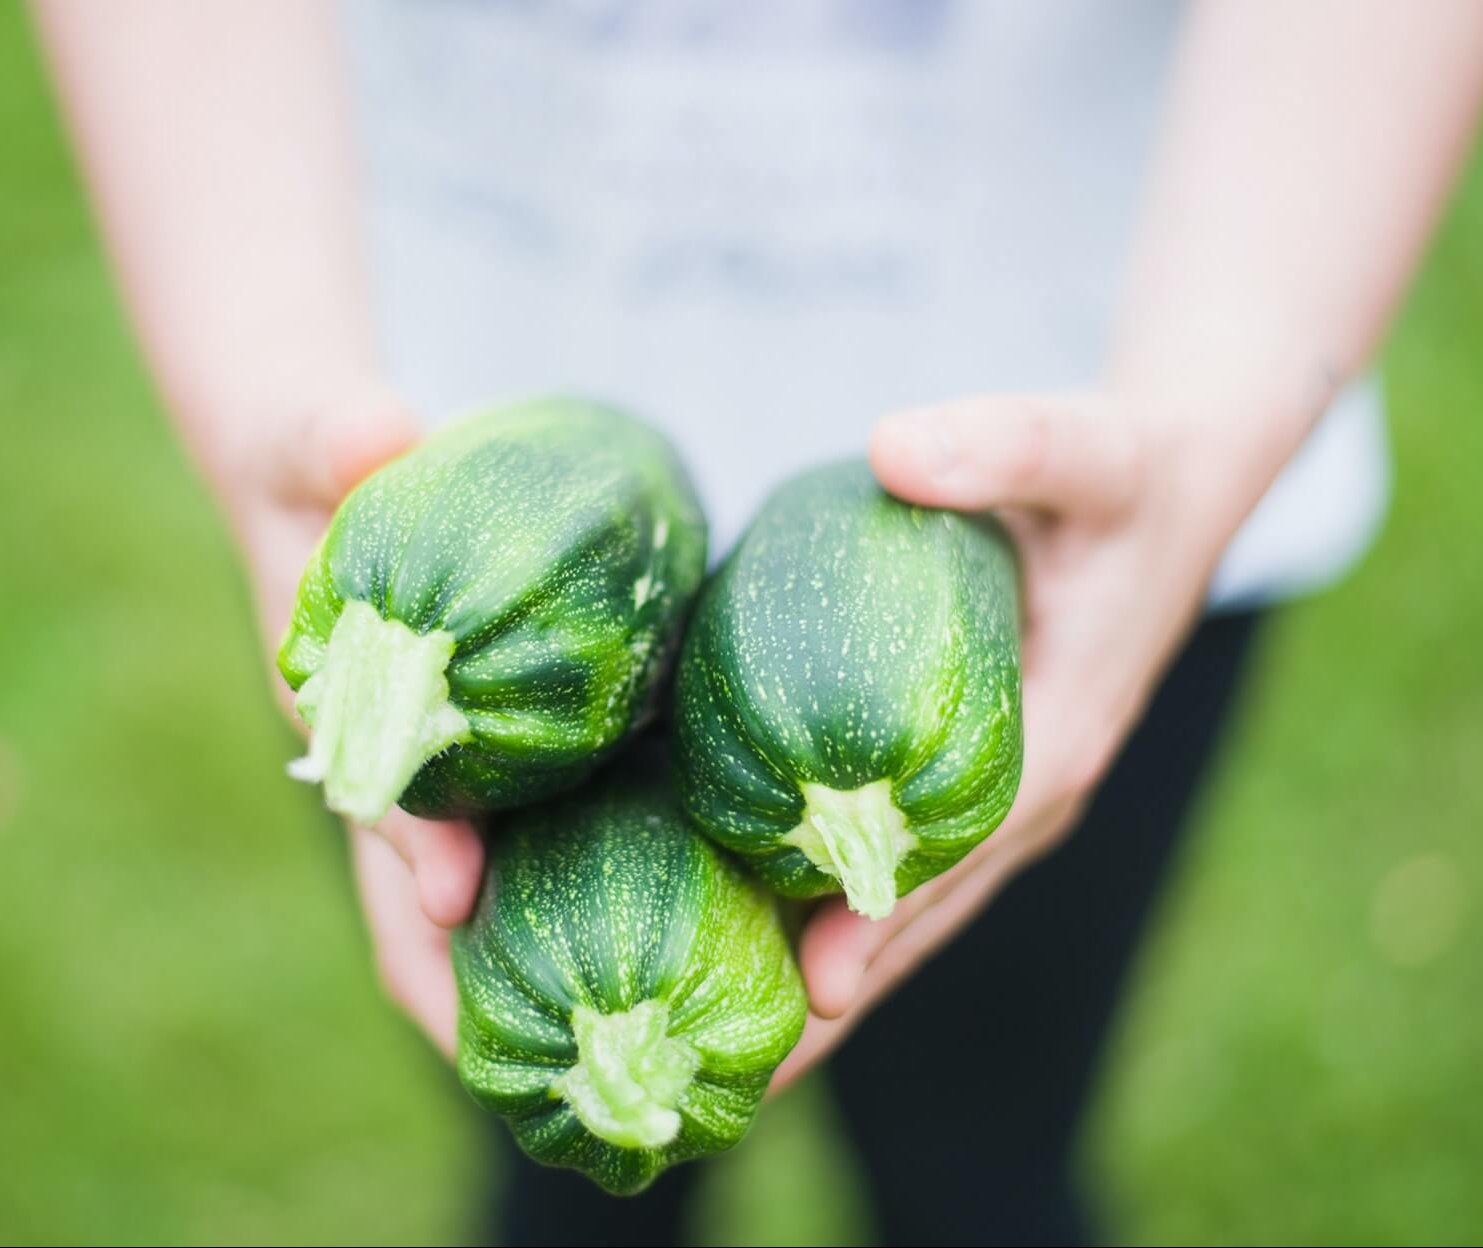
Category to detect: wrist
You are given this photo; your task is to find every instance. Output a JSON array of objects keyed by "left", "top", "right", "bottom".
[{"left": 1109, "top": 361, "right": 1339, "bottom": 549}]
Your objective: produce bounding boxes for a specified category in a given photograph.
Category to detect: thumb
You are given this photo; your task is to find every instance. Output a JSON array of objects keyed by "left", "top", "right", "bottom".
[
  {"left": 869, "top": 393, "right": 1140, "bottom": 521},
  {"left": 269, "top": 380, "right": 420, "bottom": 508}
]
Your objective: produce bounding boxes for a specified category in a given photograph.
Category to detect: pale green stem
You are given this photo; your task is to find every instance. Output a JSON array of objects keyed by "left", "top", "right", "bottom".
[
  {"left": 782, "top": 779, "right": 918, "bottom": 920},
  {"left": 287, "top": 600, "right": 470, "bottom": 826},
  {"left": 552, "top": 1001, "right": 698, "bottom": 1151}
]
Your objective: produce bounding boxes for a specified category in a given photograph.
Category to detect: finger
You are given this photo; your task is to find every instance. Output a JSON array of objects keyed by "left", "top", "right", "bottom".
[
  {"left": 769, "top": 1011, "right": 851, "bottom": 1095},
  {"left": 374, "top": 809, "right": 485, "bottom": 928},
  {"left": 797, "top": 869, "right": 956, "bottom": 1016},
  {"left": 268, "top": 380, "right": 419, "bottom": 507},
  {"left": 860, "top": 854, "right": 1020, "bottom": 995},
  {"left": 351, "top": 828, "right": 459, "bottom": 1057},
  {"left": 780, "top": 847, "right": 1031, "bottom": 1090},
  {"left": 798, "top": 785, "right": 1079, "bottom": 1014},
  {"left": 784, "top": 798, "right": 1084, "bottom": 1089},
  {"left": 796, "top": 899, "right": 875, "bottom": 1018},
  {"left": 869, "top": 393, "right": 1139, "bottom": 521}
]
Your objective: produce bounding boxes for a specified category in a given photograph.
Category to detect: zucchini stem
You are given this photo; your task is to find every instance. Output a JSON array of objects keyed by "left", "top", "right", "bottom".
[
  {"left": 553, "top": 1000, "right": 698, "bottom": 1150},
  {"left": 783, "top": 779, "right": 917, "bottom": 920},
  {"left": 287, "top": 600, "right": 470, "bottom": 825}
]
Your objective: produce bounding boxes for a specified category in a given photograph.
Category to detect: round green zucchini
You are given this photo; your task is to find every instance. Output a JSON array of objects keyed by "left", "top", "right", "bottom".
[
  {"left": 675, "top": 460, "right": 1022, "bottom": 920},
  {"left": 277, "top": 397, "right": 707, "bottom": 825},
  {"left": 452, "top": 751, "right": 806, "bottom": 1195}
]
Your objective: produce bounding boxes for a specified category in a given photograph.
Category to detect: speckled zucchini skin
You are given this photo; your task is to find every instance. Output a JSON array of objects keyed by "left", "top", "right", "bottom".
[
  {"left": 277, "top": 397, "right": 707, "bottom": 817},
  {"left": 452, "top": 751, "right": 807, "bottom": 1195},
  {"left": 675, "top": 459, "right": 1022, "bottom": 904}
]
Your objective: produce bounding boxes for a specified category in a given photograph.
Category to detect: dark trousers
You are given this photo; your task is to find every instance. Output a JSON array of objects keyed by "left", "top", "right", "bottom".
[{"left": 491, "top": 610, "right": 1265, "bottom": 1246}]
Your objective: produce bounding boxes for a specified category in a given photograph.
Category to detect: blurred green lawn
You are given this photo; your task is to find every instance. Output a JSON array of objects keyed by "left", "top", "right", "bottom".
[{"left": 2, "top": 7, "right": 1480, "bottom": 1244}]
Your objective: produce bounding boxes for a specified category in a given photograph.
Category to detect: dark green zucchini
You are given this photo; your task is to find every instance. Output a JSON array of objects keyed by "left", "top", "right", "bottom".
[
  {"left": 452, "top": 752, "right": 806, "bottom": 1195},
  {"left": 675, "top": 460, "right": 1022, "bottom": 919},
  {"left": 277, "top": 397, "right": 706, "bottom": 824}
]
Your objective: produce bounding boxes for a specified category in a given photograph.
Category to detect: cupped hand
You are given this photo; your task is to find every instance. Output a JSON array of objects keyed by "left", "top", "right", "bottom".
[
  {"left": 226, "top": 383, "right": 478, "bottom": 1055},
  {"left": 773, "top": 389, "right": 1268, "bottom": 1089}
]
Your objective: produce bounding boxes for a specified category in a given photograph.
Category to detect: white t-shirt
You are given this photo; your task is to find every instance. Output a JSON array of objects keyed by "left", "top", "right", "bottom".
[{"left": 344, "top": 0, "right": 1389, "bottom": 609}]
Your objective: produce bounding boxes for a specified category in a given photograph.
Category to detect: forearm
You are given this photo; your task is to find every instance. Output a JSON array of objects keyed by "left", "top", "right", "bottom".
[
  {"left": 808, "top": 1, "right": 1483, "bottom": 1067},
  {"left": 1110, "top": 0, "right": 1483, "bottom": 517},
  {"left": 31, "top": 0, "right": 384, "bottom": 509}
]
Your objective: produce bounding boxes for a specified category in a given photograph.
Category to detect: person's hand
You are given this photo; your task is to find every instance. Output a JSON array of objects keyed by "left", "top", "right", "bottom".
[
  {"left": 220, "top": 381, "right": 478, "bottom": 1057},
  {"left": 773, "top": 387, "right": 1298, "bottom": 1089}
]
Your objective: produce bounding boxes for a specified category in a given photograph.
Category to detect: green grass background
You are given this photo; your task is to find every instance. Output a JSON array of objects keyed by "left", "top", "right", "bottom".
[{"left": 2, "top": 7, "right": 1480, "bottom": 1244}]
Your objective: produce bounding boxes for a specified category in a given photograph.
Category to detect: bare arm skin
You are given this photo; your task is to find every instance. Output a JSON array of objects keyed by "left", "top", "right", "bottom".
[
  {"left": 31, "top": 0, "right": 1483, "bottom": 1076},
  {"left": 780, "top": 0, "right": 1483, "bottom": 1086},
  {"left": 32, "top": 0, "right": 476, "bottom": 1054}
]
